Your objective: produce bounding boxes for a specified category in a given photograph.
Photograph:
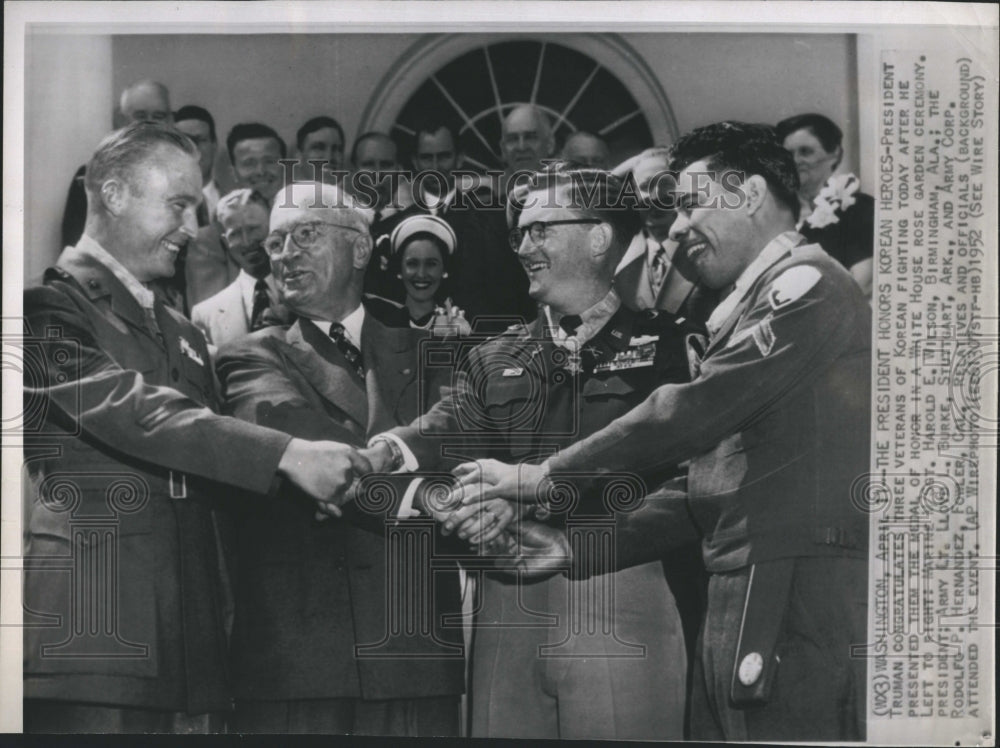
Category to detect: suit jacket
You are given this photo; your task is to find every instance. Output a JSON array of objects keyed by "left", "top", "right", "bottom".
[
  {"left": 22, "top": 245, "right": 292, "bottom": 713},
  {"left": 553, "top": 237, "right": 872, "bottom": 573},
  {"left": 186, "top": 223, "right": 240, "bottom": 310},
  {"left": 215, "top": 313, "right": 465, "bottom": 702},
  {"left": 614, "top": 231, "right": 719, "bottom": 323}
]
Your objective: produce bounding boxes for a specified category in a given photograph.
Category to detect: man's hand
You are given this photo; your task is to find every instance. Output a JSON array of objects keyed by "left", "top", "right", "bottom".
[
  {"left": 441, "top": 498, "right": 519, "bottom": 545},
  {"left": 356, "top": 441, "right": 395, "bottom": 474},
  {"left": 278, "top": 438, "right": 372, "bottom": 518},
  {"left": 448, "top": 459, "right": 551, "bottom": 507},
  {"left": 488, "top": 521, "right": 572, "bottom": 577}
]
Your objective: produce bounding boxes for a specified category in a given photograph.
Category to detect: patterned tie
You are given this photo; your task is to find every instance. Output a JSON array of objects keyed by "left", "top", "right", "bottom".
[
  {"left": 328, "top": 323, "right": 365, "bottom": 379},
  {"left": 649, "top": 245, "right": 668, "bottom": 295},
  {"left": 250, "top": 278, "right": 271, "bottom": 332}
]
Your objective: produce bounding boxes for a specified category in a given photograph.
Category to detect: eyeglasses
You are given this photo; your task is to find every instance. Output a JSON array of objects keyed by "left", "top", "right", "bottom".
[
  {"left": 508, "top": 219, "right": 603, "bottom": 251},
  {"left": 264, "top": 221, "right": 365, "bottom": 256}
]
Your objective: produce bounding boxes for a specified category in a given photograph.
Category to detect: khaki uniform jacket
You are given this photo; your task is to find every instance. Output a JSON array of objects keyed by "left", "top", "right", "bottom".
[{"left": 22, "top": 245, "right": 291, "bottom": 714}]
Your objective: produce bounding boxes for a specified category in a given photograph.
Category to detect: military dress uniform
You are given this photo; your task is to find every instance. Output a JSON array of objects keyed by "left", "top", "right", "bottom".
[
  {"left": 389, "top": 289, "right": 690, "bottom": 740},
  {"left": 22, "top": 239, "right": 291, "bottom": 732},
  {"left": 550, "top": 232, "right": 872, "bottom": 742}
]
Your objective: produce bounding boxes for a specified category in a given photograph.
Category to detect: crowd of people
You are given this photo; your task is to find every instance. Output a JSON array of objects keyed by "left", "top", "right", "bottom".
[{"left": 22, "top": 77, "right": 875, "bottom": 739}]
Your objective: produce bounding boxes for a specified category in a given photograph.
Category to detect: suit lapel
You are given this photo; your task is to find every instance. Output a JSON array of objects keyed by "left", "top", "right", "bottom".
[
  {"left": 285, "top": 318, "right": 369, "bottom": 429},
  {"left": 615, "top": 232, "right": 647, "bottom": 275},
  {"left": 214, "top": 280, "right": 249, "bottom": 342},
  {"left": 362, "top": 315, "right": 418, "bottom": 434},
  {"left": 657, "top": 264, "right": 695, "bottom": 315}
]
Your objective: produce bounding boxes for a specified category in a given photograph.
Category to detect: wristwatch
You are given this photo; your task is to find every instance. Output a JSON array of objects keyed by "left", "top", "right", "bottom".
[{"left": 370, "top": 435, "right": 405, "bottom": 472}]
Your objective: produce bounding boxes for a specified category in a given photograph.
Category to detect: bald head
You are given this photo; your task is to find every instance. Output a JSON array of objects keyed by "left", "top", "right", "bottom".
[
  {"left": 500, "top": 105, "right": 555, "bottom": 173},
  {"left": 560, "top": 132, "right": 611, "bottom": 169},
  {"left": 119, "top": 80, "right": 172, "bottom": 125}
]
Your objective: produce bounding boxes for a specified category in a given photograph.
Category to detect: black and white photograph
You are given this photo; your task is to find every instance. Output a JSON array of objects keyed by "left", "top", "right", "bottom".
[{"left": 2, "top": 2, "right": 996, "bottom": 743}]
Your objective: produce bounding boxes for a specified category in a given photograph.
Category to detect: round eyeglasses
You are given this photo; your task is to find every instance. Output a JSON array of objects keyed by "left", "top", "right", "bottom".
[{"left": 264, "top": 221, "right": 365, "bottom": 256}]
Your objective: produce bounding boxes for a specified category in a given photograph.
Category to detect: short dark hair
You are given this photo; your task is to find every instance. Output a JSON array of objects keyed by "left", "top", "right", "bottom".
[
  {"left": 512, "top": 163, "right": 642, "bottom": 255},
  {"left": 85, "top": 121, "right": 198, "bottom": 197},
  {"left": 225, "top": 122, "right": 287, "bottom": 163},
  {"left": 669, "top": 121, "right": 800, "bottom": 221},
  {"left": 296, "top": 115, "right": 345, "bottom": 152},
  {"left": 413, "top": 120, "right": 459, "bottom": 152},
  {"left": 350, "top": 131, "right": 396, "bottom": 167},
  {"left": 775, "top": 113, "right": 843, "bottom": 154},
  {"left": 174, "top": 105, "right": 216, "bottom": 142}
]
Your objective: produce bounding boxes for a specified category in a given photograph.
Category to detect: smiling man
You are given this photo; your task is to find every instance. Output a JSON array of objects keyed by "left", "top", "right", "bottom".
[
  {"left": 361, "top": 167, "right": 690, "bottom": 740},
  {"left": 499, "top": 104, "right": 555, "bottom": 195},
  {"left": 213, "top": 181, "right": 464, "bottom": 736},
  {"left": 296, "top": 115, "right": 346, "bottom": 185},
  {"left": 185, "top": 123, "right": 288, "bottom": 308},
  {"left": 191, "top": 189, "right": 289, "bottom": 349},
  {"left": 456, "top": 122, "right": 872, "bottom": 742},
  {"left": 23, "top": 123, "right": 372, "bottom": 734}
]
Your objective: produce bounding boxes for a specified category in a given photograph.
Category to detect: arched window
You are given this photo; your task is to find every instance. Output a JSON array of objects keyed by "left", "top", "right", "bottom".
[{"left": 360, "top": 34, "right": 678, "bottom": 169}]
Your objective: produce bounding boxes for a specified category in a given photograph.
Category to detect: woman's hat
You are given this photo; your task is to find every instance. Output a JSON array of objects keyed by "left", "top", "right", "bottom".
[{"left": 389, "top": 214, "right": 457, "bottom": 255}]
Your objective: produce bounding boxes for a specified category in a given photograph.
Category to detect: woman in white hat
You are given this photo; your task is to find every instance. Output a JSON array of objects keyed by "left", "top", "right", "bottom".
[{"left": 366, "top": 213, "right": 471, "bottom": 335}]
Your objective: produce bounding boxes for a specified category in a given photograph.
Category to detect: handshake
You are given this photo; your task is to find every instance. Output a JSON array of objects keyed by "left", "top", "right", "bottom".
[{"left": 277, "top": 439, "right": 571, "bottom": 572}]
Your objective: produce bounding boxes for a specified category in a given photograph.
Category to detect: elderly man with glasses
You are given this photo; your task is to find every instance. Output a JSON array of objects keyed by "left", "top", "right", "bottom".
[
  {"left": 213, "top": 181, "right": 465, "bottom": 736},
  {"left": 191, "top": 188, "right": 290, "bottom": 351}
]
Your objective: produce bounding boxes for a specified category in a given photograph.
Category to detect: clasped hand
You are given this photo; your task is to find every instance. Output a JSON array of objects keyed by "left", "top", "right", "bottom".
[{"left": 278, "top": 438, "right": 372, "bottom": 519}]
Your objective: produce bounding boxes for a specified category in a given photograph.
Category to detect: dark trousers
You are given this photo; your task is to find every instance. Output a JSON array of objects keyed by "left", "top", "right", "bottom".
[
  {"left": 690, "top": 557, "right": 868, "bottom": 742},
  {"left": 229, "top": 696, "right": 460, "bottom": 735},
  {"left": 24, "top": 700, "right": 225, "bottom": 734}
]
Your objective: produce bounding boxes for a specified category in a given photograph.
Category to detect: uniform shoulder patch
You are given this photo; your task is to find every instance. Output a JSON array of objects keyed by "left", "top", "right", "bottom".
[{"left": 768, "top": 265, "right": 821, "bottom": 310}]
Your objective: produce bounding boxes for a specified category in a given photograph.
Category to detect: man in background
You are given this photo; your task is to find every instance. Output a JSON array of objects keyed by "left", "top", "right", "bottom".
[
  {"left": 174, "top": 105, "right": 222, "bottom": 223},
  {"left": 295, "top": 115, "right": 346, "bottom": 185},
  {"left": 186, "top": 123, "right": 287, "bottom": 309},
  {"left": 499, "top": 104, "right": 555, "bottom": 196},
  {"left": 191, "top": 188, "right": 287, "bottom": 350},
  {"left": 350, "top": 131, "right": 409, "bottom": 221},
  {"left": 560, "top": 130, "right": 611, "bottom": 169}
]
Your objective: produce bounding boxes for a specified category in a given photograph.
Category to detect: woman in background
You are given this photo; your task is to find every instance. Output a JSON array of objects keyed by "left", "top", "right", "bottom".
[
  {"left": 776, "top": 113, "right": 874, "bottom": 298},
  {"left": 365, "top": 213, "right": 471, "bottom": 335}
]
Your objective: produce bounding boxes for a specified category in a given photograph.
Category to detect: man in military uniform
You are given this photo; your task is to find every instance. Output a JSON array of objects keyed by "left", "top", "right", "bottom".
[
  {"left": 453, "top": 122, "right": 872, "bottom": 742},
  {"left": 360, "top": 167, "right": 689, "bottom": 740},
  {"left": 22, "top": 123, "right": 369, "bottom": 733}
]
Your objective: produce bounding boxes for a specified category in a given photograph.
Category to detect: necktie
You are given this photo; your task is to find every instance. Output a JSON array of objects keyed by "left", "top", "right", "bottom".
[
  {"left": 328, "top": 323, "right": 365, "bottom": 379},
  {"left": 250, "top": 278, "right": 271, "bottom": 332},
  {"left": 649, "top": 245, "right": 668, "bottom": 294}
]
